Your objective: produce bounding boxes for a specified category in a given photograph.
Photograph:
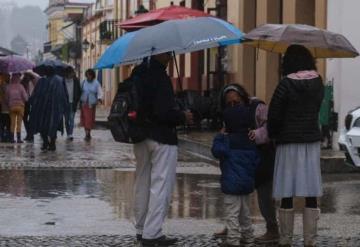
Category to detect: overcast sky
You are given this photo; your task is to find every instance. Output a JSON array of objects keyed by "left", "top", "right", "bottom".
[{"left": 1, "top": 0, "right": 94, "bottom": 10}]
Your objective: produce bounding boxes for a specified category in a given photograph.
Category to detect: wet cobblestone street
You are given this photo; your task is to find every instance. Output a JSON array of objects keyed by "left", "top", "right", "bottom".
[
  {"left": 0, "top": 235, "right": 358, "bottom": 247},
  {"left": 0, "top": 126, "right": 358, "bottom": 246}
]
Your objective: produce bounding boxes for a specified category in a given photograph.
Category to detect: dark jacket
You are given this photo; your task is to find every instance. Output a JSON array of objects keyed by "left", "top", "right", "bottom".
[
  {"left": 29, "top": 75, "right": 69, "bottom": 138},
  {"left": 268, "top": 76, "right": 324, "bottom": 144},
  {"left": 212, "top": 134, "right": 260, "bottom": 195},
  {"left": 71, "top": 77, "right": 81, "bottom": 112},
  {"left": 134, "top": 59, "right": 185, "bottom": 145}
]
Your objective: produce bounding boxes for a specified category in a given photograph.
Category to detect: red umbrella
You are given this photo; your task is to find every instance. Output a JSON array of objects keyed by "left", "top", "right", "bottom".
[{"left": 118, "top": 5, "right": 211, "bottom": 31}]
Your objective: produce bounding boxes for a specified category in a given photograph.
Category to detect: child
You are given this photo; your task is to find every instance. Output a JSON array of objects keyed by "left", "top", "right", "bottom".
[{"left": 212, "top": 84, "right": 260, "bottom": 247}]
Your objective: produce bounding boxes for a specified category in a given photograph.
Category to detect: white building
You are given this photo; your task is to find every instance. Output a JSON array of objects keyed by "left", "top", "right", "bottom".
[{"left": 326, "top": 0, "right": 360, "bottom": 148}]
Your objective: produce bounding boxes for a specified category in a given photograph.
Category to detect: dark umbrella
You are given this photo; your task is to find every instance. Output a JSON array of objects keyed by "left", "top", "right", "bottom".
[
  {"left": 0, "top": 55, "right": 35, "bottom": 73},
  {"left": 34, "top": 59, "right": 72, "bottom": 76}
]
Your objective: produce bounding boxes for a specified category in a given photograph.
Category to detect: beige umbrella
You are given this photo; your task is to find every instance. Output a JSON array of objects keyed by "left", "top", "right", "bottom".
[{"left": 244, "top": 24, "right": 359, "bottom": 58}]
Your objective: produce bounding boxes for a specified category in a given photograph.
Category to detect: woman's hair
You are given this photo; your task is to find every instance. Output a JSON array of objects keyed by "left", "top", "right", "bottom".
[
  {"left": 85, "top": 69, "right": 96, "bottom": 80},
  {"left": 281, "top": 44, "right": 317, "bottom": 76},
  {"left": 220, "top": 83, "right": 250, "bottom": 110}
]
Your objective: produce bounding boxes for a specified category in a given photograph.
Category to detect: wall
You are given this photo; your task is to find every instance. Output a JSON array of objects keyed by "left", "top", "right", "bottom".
[{"left": 327, "top": 0, "right": 360, "bottom": 148}]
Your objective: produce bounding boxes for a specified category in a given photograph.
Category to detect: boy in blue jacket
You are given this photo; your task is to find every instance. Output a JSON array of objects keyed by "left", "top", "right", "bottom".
[{"left": 212, "top": 85, "right": 260, "bottom": 247}]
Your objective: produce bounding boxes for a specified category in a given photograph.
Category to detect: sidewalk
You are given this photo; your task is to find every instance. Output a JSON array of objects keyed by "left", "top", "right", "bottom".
[{"left": 178, "top": 131, "right": 360, "bottom": 173}]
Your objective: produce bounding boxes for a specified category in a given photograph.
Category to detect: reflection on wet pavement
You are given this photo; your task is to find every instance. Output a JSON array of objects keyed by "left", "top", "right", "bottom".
[{"left": 0, "top": 169, "right": 359, "bottom": 221}]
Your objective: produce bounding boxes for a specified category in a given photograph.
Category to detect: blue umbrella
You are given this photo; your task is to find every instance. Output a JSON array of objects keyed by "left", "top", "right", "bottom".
[{"left": 95, "top": 17, "right": 244, "bottom": 69}]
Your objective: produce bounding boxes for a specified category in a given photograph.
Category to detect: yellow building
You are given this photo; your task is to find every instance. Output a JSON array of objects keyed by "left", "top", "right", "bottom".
[{"left": 44, "top": 0, "right": 90, "bottom": 70}]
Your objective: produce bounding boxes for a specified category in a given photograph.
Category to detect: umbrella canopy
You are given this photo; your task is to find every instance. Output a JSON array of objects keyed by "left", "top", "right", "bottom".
[
  {"left": 244, "top": 24, "right": 359, "bottom": 58},
  {"left": 118, "top": 5, "right": 210, "bottom": 31},
  {"left": 0, "top": 55, "right": 35, "bottom": 74},
  {"left": 34, "top": 59, "right": 72, "bottom": 76},
  {"left": 95, "top": 17, "right": 244, "bottom": 69}
]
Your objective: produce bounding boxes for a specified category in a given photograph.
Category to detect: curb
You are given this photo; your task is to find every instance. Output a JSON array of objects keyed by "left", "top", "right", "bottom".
[{"left": 179, "top": 138, "right": 360, "bottom": 174}]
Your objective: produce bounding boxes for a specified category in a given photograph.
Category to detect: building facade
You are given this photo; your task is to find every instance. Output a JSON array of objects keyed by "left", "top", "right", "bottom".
[
  {"left": 44, "top": 0, "right": 90, "bottom": 68},
  {"left": 326, "top": 0, "right": 360, "bottom": 148},
  {"left": 57, "top": 0, "right": 328, "bottom": 108}
]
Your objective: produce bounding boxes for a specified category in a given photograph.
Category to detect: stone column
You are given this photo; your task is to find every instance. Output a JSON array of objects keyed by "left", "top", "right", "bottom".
[
  {"left": 227, "top": 0, "right": 256, "bottom": 95},
  {"left": 255, "top": 0, "right": 281, "bottom": 103}
]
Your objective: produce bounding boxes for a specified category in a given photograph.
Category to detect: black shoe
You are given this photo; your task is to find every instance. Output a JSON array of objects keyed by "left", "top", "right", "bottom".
[
  {"left": 84, "top": 135, "right": 91, "bottom": 142},
  {"left": 48, "top": 142, "right": 56, "bottom": 151},
  {"left": 41, "top": 143, "right": 48, "bottom": 151},
  {"left": 26, "top": 138, "right": 34, "bottom": 143},
  {"left": 16, "top": 133, "right": 23, "bottom": 143},
  {"left": 9, "top": 132, "right": 15, "bottom": 143},
  {"left": 141, "top": 236, "right": 178, "bottom": 246}
]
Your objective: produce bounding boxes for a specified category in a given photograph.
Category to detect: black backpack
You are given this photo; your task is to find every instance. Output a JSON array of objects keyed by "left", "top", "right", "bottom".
[{"left": 108, "top": 72, "right": 148, "bottom": 143}]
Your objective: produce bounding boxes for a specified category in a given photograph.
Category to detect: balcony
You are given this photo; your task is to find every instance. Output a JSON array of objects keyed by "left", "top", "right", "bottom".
[
  {"left": 99, "top": 20, "right": 118, "bottom": 43},
  {"left": 43, "top": 41, "right": 52, "bottom": 54}
]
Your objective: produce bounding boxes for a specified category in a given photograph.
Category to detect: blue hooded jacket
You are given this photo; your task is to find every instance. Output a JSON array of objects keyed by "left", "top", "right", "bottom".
[
  {"left": 212, "top": 101, "right": 260, "bottom": 195},
  {"left": 212, "top": 133, "right": 260, "bottom": 195}
]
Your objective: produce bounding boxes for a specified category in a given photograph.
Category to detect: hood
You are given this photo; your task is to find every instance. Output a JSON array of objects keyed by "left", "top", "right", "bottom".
[
  {"left": 287, "top": 70, "right": 319, "bottom": 80},
  {"left": 286, "top": 70, "right": 322, "bottom": 92}
]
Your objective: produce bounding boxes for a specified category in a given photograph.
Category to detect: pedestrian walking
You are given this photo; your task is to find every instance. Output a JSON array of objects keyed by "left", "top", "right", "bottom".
[
  {"left": 5, "top": 73, "right": 28, "bottom": 143},
  {"left": 0, "top": 73, "right": 10, "bottom": 142},
  {"left": 268, "top": 44, "right": 324, "bottom": 247},
  {"left": 212, "top": 84, "right": 260, "bottom": 247},
  {"left": 214, "top": 84, "right": 279, "bottom": 244},
  {"left": 21, "top": 71, "right": 39, "bottom": 143},
  {"left": 132, "top": 54, "right": 193, "bottom": 247},
  {"left": 64, "top": 67, "right": 81, "bottom": 141},
  {"left": 29, "top": 66, "right": 69, "bottom": 151},
  {"left": 80, "top": 69, "right": 103, "bottom": 142}
]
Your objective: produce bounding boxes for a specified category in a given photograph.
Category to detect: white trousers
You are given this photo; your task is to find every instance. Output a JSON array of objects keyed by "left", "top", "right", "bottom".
[
  {"left": 133, "top": 139, "right": 178, "bottom": 239},
  {"left": 224, "top": 194, "right": 254, "bottom": 245}
]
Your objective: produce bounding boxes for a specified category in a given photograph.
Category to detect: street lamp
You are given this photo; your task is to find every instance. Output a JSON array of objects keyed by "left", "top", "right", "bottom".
[{"left": 82, "top": 39, "right": 90, "bottom": 51}]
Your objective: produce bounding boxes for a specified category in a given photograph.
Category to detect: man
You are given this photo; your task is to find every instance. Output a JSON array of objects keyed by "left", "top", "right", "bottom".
[
  {"left": 133, "top": 53, "right": 193, "bottom": 246},
  {"left": 64, "top": 67, "right": 81, "bottom": 141}
]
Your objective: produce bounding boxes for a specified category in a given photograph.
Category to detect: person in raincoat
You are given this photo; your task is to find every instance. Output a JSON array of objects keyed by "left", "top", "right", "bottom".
[{"left": 29, "top": 66, "right": 69, "bottom": 151}]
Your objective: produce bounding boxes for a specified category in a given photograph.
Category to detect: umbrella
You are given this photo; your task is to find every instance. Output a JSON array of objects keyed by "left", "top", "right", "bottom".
[
  {"left": 244, "top": 24, "right": 359, "bottom": 58},
  {"left": 95, "top": 17, "right": 244, "bottom": 69},
  {"left": 118, "top": 5, "right": 210, "bottom": 31},
  {"left": 0, "top": 55, "right": 35, "bottom": 73},
  {"left": 33, "top": 59, "right": 72, "bottom": 76}
]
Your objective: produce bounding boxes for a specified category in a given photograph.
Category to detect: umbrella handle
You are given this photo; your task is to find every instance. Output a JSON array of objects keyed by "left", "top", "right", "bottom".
[{"left": 172, "top": 51, "right": 183, "bottom": 92}]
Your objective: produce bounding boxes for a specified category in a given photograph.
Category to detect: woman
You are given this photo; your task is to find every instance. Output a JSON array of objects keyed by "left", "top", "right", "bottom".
[
  {"left": 6, "top": 73, "right": 28, "bottom": 143},
  {"left": 268, "top": 45, "right": 324, "bottom": 247},
  {"left": 80, "top": 69, "right": 103, "bottom": 141}
]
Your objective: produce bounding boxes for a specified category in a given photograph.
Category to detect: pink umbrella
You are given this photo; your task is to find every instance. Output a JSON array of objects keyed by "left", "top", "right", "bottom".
[{"left": 0, "top": 55, "right": 35, "bottom": 74}]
